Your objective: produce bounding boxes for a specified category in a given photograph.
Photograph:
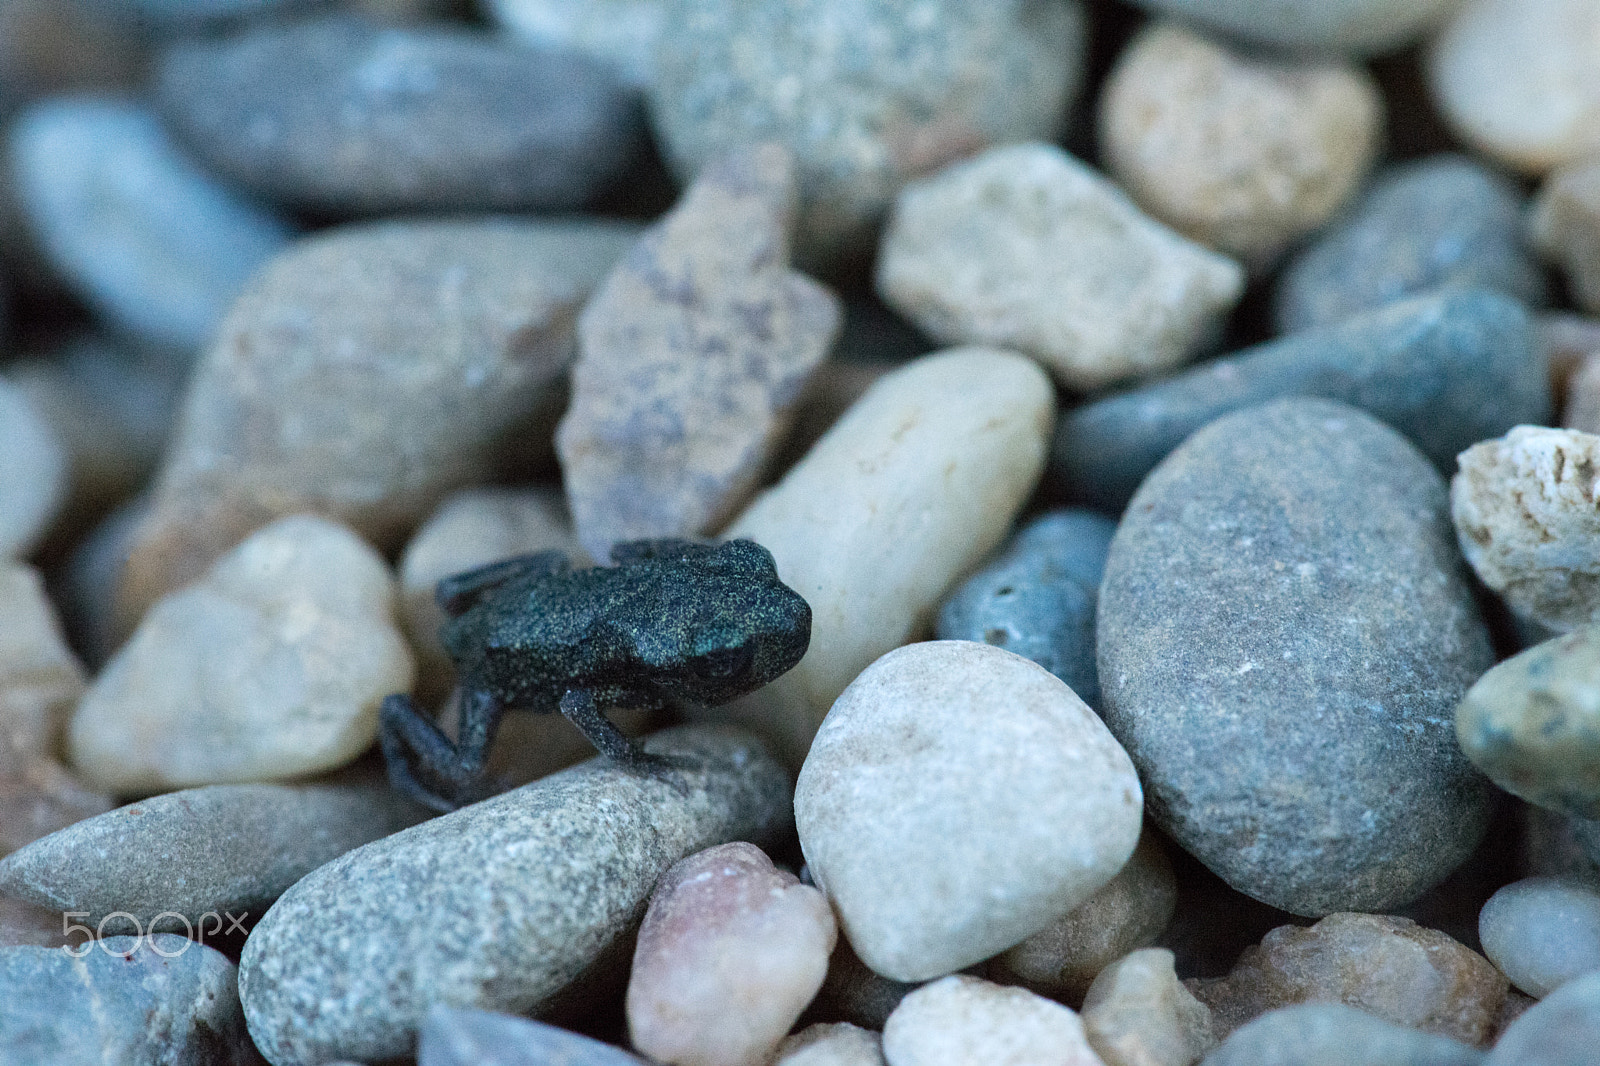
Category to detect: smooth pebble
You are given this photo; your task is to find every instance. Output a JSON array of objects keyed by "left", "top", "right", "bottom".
[
  {"left": 0, "top": 377, "right": 66, "bottom": 560},
  {"left": 1128, "top": 0, "right": 1459, "bottom": 53},
  {"left": 482, "top": 0, "right": 662, "bottom": 88},
  {"left": 1479, "top": 877, "right": 1600, "bottom": 999},
  {"left": 1531, "top": 157, "right": 1600, "bottom": 315},
  {"left": 1484, "top": 970, "right": 1600, "bottom": 1065},
  {"left": 419, "top": 1006, "right": 648, "bottom": 1066},
  {"left": 1200, "top": 1003, "right": 1485, "bottom": 1066},
  {"left": 882, "top": 975, "right": 1104, "bottom": 1066},
  {"left": 775, "top": 1023, "right": 886, "bottom": 1066},
  {"left": 1082, "top": 948, "right": 1216, "bottom": 1066}
]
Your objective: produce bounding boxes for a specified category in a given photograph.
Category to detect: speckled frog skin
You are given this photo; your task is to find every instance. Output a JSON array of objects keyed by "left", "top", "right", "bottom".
[{"left": 380, "top": 538, "right": 811, "bottom": 811}]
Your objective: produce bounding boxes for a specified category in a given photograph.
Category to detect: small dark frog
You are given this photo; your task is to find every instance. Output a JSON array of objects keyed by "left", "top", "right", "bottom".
[{"left": 380, "top": 538, "right": 811, "bottom": 811}]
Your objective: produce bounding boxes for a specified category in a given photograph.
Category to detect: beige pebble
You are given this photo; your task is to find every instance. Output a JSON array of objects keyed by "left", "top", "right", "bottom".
[
  {"left": 719, "top": 348, "right": 1053, "bottom": 767},
  {"left": 775, "top": 1023, "right": 886, "bottom": 1066},
  {"left": 0, "top": 563, "right": 85, "bottom": 761},
  {"left": 993, "top": 830, "right": 1176, "bottom": 1002},
  {"left": 1099, "top": 22, "right": 1382, "bottom": 270},
  {"left": 876, "top": 144, "right": 1242, "bottom": 392},
  {"left": 1452, "top": 426, "right": 1600, "bottom": 632},
  {"left": 70, "top": 515, "right": 414, "bottom": 794},
  {"left": 882, "top": 975, "right": 1105, "bottom": 1066},
  {"left": 1563, "top": 353, "right": 1600, "bottom": 434},
  {"left": 0, "top": 377, "right": 66, "bottom": 560},
  {"left": 1532, "top": 158, "right": 1600, "bottom": 315},
  {"left": 1187, "top": 913, "right": 1508, "bottom": 1047},
  {"left": 1081, "top": 949, "right": 1215, "bottom": 1066},
  {"left": 628, "top": 842, "right": 836, "bottom": 1066},
  {"left": 797, "top": 641, "right": 1142, "bottom": 982},
  {"left": 1429, "top": 0, "right": 1600, "bottom": 174}
]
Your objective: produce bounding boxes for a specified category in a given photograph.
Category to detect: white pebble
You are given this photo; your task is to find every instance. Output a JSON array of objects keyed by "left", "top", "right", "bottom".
[
  {"left": 882, "top": 975, "right": 1104, "bottom": 1066},
  {"left": 1480, "top": 877, "right": 1600, "bottom": 999}
]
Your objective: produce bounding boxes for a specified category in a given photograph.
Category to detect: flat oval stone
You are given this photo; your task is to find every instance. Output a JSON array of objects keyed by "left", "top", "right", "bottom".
[
  {"left": 1479, "top": 878, "right": 1600, "bottom": 999},
  {"left": 1456, "top": 627, "right": 1600, "bottom": 818},
  {"left": 419, "top": 1007, "right": 647, "bottom": 1066},
  {"left": 1098, "top": 398, "right": 1496, "bottom": 916},
  {"left": 155, "top": 15, "right": 639, "bottom": 214},
  {"left": 1201, "top": 1003, "right": 1484, "bottom": 1066},
  {"left": 238, "top": 726, "right": 791, "bottom": 1065},
  {"left": 1051, "top": 289, "right": 1545, "bottom": 512},
  {"left": 796, "top": 640, "right": 1142, "bottom": 982}
]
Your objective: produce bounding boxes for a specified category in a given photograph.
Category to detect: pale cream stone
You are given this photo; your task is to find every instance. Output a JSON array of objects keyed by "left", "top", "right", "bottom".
[
  {"left": 1452, "top": 426, "right": 1600, "bottom": 632},
  {"left": 0, "top": 378, "right": 66, "bottom": 560},
  {"left": 1099, "top": 22, "right": 1382, "bottom": 270},
  {"left": 1428, "top": 0, "right": 1600, "bottom": 174},
  {"left": 720, "top": 348, "right": 1055, "bottom": 767},
  {"left": 883, "top": 975, "right": 1106, "bottom": 1066},
  {"left": 876, "top": 145, "right": 1242, "bottom": 392},
  {"left": 775, "top": 1023, "right": 886, "bottom": 1066},
  {"left": 796, "top": 641, "right": 1142, "bottom": 982},
  {"left": 70, "top": 515, "right": 414, "bottom": 793},
  {"left": 1081, "top": 949, "right": 1216, "bottom": 1066},
  {"left": 627, "top": 842, "right": 837, "bottom": 1066},
  {"left": 0, "top": 564, "right": 85, "bottom": 761}
]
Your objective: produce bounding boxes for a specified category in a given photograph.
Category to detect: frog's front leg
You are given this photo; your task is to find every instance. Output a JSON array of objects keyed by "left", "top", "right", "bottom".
[
  {"left": 559, "top": 689, "right": 663, "bottom": 767},
  {"left": 380, "top": 686, "right": 505, "bottom": 812}
]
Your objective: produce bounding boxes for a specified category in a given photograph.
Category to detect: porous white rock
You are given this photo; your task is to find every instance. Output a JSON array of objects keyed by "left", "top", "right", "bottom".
[
  {"left": 1082, "top": 949, "right": 1216, "bottom": 1066},
  {"left": 883, "top": 975, "right": 1105, "bottom": 1066}
]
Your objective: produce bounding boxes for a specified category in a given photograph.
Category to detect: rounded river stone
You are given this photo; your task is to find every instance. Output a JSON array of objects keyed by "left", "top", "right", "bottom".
[{"left": 1098, "top": 398, "right": 1496, "bottom": 917}]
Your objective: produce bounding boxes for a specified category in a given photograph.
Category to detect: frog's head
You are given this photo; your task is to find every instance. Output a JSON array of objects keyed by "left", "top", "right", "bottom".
[{"left": 641, "top": 539, "right": 811, "bottom": 707}]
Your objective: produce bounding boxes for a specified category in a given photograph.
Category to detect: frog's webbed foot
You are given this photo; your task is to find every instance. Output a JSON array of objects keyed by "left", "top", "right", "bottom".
[
  {"left": 558, "top": 689, "right": 679, "bottom": 775},
  {"left": 380, "top": 688, "right": 505, "bottom": 813},
  {"left": 436, "top": 551, "right": 570, "bottom": 617}
]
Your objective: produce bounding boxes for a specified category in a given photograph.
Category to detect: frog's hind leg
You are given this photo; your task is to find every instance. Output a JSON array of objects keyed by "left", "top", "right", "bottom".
[
  {"left": 436, "top": 551, "right": 570, "bottom": 617},
  {"left": 380, "top": 687, "right": 505, "bottom": 812}
]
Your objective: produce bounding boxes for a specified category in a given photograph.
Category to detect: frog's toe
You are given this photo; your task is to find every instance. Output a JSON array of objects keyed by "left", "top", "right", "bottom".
[{"left": 380, "top": 693, "right": 488, "bottom": 813}]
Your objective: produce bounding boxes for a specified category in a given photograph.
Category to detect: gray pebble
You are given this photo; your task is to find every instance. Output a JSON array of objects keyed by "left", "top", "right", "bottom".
[
  {"left": 1127, "top": 0, "right": 1458, "bottom": 54},
  {"left": 1276, "top": 156, "right": 1547, "bottom": 334},
  {"left": 0, "top": 934, "right": 255, "bottom": 1066},
  {"left": 1051, "top": 290, "right": 1545, "bottom": 512},
  {"left": 7, "top": 96, "right": 293, "bottom": 353},
  {"left": 238, "top": 726, "right": 791, "bottom": 1065},
  {"left": 1201, "top": 1004, "right": 1484, "bottom": 1066},
  {"left": 936, "top": 509, "right": 1116, "bottom": 707},
  {"left": 155, "top": 15, "right": 640, "bottom": 215},
  {"left": 1098, "top": 399, "right": 1496, "bottom": 916},
  {"left": 1479, "top": 878, "right": 1600, "bottom": 999},
  {"left": 125, "top": 0, "right": 332, "bottom": 28},
  {"left": 0, "top": 780, "right": 426, "bottom": 938},
  {"left": 420, "top": 1006, "right": 646, "bottom": 1066},
  {"left": 1486, "top": 971, "right": 1600, "bottom": 1065}
]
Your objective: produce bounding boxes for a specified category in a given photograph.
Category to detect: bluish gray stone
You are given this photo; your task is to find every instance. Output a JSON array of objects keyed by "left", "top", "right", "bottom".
[
  {"left": 7, "top": 97, "right": 293, "bottom": 353},
  {"left": 121, "top": 0, "right": 332, "bottom": 27},
  {"left": 238, "top": 726, "right": 791, "bottom": 1065},
  {"left": 1276, "top": 156, "right": 1547, "bottom": 333},
  {"left": 1486, "top": 971, "right": 1600, "bottom": 1066},
  {"left": 936, "top": 508, "right": 1116, "bottom": 707},
  {"left": 1202, "top": 1004, "right": 1484, "bottom": 1066},
  {"left": 155, "top": 15, "right": 641, "bottom": 215},
  {"left": 1098, "top": 399, "right": 1495, "bottom": 916},
  {"left": 1051, "top": 290, "right": 1545, "bottom": 512},
  {"left": 0, "top": 934, "right": 255, "bottom": 1065},
  {"left": 419, "top": 1006, "right": 647, "bottom": 1066}
]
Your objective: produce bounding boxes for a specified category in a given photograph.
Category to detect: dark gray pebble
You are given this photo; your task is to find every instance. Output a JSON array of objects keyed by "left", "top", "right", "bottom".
[
  {"left": 0, "top": 935, "right": 255, "bottom": 1066},
  {"left": 1486, "top": 971, "right": 1600, "bottom": 1066},
  {"left": 936, "top": 508, "right": 1116, "bottom": 707},
  {"left": 1099, "top": 399, "right": 1495, "bottom": 916},
  {"left": 419, "top": 1006, "right": 646, "bottom": 1066},
  {"left": 155, "top": 14, "right": 640, "bottom": 215},
  {"left": 1275, "top": 155, "right": 1548, "bottom": 334},
  {"left": 1202, "top": 1004, "right": 1484, "bottom": 1066},
  {"left": 1051, "top": 289, "right": 1545, "bottom": 512}
]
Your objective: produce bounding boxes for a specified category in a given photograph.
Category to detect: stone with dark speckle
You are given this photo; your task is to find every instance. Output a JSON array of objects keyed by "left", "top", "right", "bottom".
[{"left": 1098, "top": 398, "right": 1496, "bottom": 916}]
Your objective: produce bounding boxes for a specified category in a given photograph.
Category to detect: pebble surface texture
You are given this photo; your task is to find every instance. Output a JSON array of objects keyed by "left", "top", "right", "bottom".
[
  {"left": 1188, "top": 913, "right": 1508, "bottom": 1046},
  {"left": 1098, "top": 399, "right": 1497, "bottom": 916},
  {"left": 1276, "top": 155, "right": 1547, "bottom": 333},
  {"left": 1098, "top": 21, "right": 1381, "bottom": 269},
  {"left": 1199, "top": 1004, "right": 1486, "bottom": 1066},
  {"left": 71, "top": 515, "right": 415, "bottom": 793},
  {"left": 0, "top": 374, "right": 67, "bottom": 560},
  {"left": 1128, "top": 0, "right": 1458, "bottom": 53},
  {"left": 1478, "top": 877, "right": 1600, "bottom": 998},
  {"left": 721, "top": 348, "right": 1053, "bottom": 768},
  {"left": 796, "top": 640, "right": 1142, "bottom": 982},
  {"left": 558, "top": 144, "right": 840, "bottom": 562},
  {"left": 881, "top": 975, "right": 1105, "bottom": 1066},
  {"left": 993, "top": 830, "right": 1177, "bottom": 1000},
  {"left": 1052, "top": 290, "right": 1545, "bottom": 511},
  {"left": 627, "top": 842, "right": 836, "bottom": 1066},
  {"left": 775, "top": 1024, "right": 886, "bottom": 1066},
  {"left": 935, "top": 509, "right": 1116, "bottom": 708},
  {"left": 1082, "top": 949, "right": 1216, "bottom": 1066},
  {"left": 1428, "top": 0, "right": 1600, "bottom": 174},
  {"left": 7, "top": 96, "right": 292, "bottom": 353},
  {"left": 649, "top": 0, "right": 1087, "bottom": 266},
  {"left": 0, "top": 780, "right": 423, "bottom": 936},
  {"left": 1456, "top": 627, "right": 1600, "bottom": 818},
  {"left": 1531, "top": 157, "right": 1600, "bottom": 315},
  {"left": 238, "top": 726, "right": 791, "bottom": 1065},
  {"left": 877, "top": 142, "right": 1243, "bottom": 391},
  {"left": 155, "top": 15, "right": 638, "bottom": 214},
  {"left": 418, "top": 1006, "right": 649, "bottom": 1066},
  {"left": 114, "top": 216, "right": 637, "bottom": 632},
  {"left": 0, "top": 935, "right": 255, "bottom": 1065},
  {"left": 1452, "top": 427, "right": 1600, "bottom": 633},
  {"left": 1484, "top": 970, "right": 1600, "bottom": 1065}
]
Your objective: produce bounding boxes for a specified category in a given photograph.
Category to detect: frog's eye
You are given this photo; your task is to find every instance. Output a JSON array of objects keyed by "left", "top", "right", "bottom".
[{"left": 695, "top": 644, "right": 754, "bottom": 680}]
